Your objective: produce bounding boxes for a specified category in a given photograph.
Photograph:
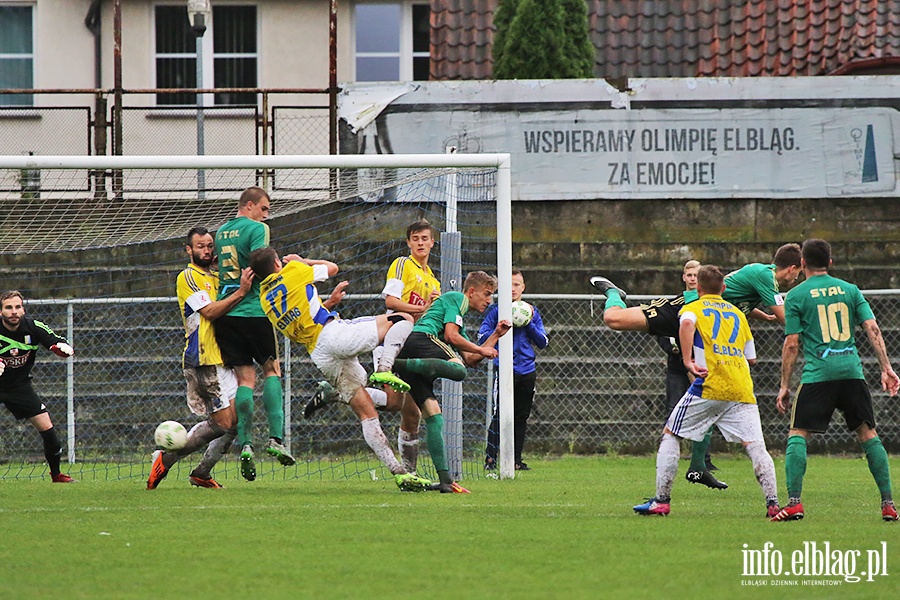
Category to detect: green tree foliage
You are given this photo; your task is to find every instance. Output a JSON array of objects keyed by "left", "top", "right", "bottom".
[
  {"left": 559, "top": 0, "right": 595, "bottom": 77},
  {"left": 491, "top": 0, "right": 519, "bottom": 72},
  {"left": 493, "top": 0, "right": 594, "bottom": 80}
]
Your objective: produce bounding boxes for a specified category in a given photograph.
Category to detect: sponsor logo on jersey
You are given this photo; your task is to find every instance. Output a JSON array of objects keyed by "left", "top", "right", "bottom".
[{"left": 4, "top": 352, "right": 31, "bottom": 367}]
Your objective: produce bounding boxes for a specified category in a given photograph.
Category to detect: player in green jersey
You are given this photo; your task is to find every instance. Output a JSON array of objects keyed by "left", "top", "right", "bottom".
[
  {"left": 771, "top": 239, "right": 900, "bottom": 522},
  {"left": 590, "top": 243, "right": 802, "bottom": 488},
  {"left": 213, "top": 187, "right": 294, "bottom": 481},
  {"left": 393, "top": 271, "right": 511, "bottom": 493}
]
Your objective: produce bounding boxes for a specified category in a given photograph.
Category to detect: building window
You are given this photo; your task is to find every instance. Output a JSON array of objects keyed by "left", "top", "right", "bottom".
[
  {"left": 0, "top": 5, "right": 34, "bottom": 106},
  {"left": 355, "top": 1, "right": 430, "bottom": 82},
  {"left": 154, "top": 4, "right": 257, "bottom": 106}
]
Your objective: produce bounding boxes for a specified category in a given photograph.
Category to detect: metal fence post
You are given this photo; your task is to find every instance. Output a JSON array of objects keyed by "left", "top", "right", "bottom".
[{"left": 66, "top": 301, "right": 76, "bottom": 464}]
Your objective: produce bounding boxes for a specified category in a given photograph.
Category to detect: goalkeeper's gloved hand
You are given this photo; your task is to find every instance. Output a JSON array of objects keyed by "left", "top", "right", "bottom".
[
  {"left": 0, "top": 359, "right": 5, "bottom": 376},
  {"left": 50, "top": 342, "right": 74, "bottom": 357}
]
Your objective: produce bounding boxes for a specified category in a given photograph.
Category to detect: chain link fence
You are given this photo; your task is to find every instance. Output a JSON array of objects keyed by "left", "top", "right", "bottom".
[
  {"left": 524, "top": 292, "right": 900, "bottom": 455},
  {"left": 272, "top": 106, "right": 331, "bottom": 156},
  {"left": 2, "top": 291, "right": 898, "bottom": 481}
]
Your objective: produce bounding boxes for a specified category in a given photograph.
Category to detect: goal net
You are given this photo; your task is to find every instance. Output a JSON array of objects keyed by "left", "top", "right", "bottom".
[{"left": 0, "top": 154, "right": 513, "bottom": 483}]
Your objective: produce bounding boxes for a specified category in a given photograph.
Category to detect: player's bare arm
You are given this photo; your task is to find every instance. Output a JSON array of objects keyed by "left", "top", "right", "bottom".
[
  {"left": 323, "top": 281, "right": 349, "bottom": 310},
  {"left": 767, "top": 303, "right": 786, "bottom": 325},
  {"left": 776, "top": 333, "right": 801, "bottom": 414},
  {"left": 678, "top": 317, "right": 706, "bottom": 378},
  {"left": 862, "top": 319, "right": 900, "bottom": 397},
  {"left": 199, "top": 267, "right": 253, "bottom": 322},
  {"left": 293, "top": 255, "right": 339, "bottom": 278},
  {"left": 748, "top": 307, "right": 777, "bottom": 322},
  {"left": 385, "top": 295, "right": 428, "bottom": 315},
  {"left": 462, "top": 320, "right": 511, "bottom": 367}
]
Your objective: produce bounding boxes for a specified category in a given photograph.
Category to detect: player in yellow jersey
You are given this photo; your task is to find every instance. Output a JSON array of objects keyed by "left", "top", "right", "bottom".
[
  {"left": 148, "top": 227, "right": 253, "bottom": 490},
  {"left": 249, "top": 247, "right": 431, "bottom": 492},
  {"left": 633, "top": 265, "right": 780, "bottom": 517},
  {"left": 303, "top": 219, "right": 441, "bottom": 474},
  {"left": 379, "top": 219, "right": 440, "bottom": 472}
]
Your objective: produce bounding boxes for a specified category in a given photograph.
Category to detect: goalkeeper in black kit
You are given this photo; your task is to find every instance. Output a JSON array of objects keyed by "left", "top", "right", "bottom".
[{"left": 0, "top": 290, "right": 76, "bottom": 483}]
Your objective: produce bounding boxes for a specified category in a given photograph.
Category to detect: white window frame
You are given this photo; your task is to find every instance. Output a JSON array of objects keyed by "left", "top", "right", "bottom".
[
  {"left": 0, "top": 3, "right": 35, "bottom": 106},
  {"left": 352, "top": 0, "right": 429, "bottom": 82},
  {"left": 152, "top": 2, "right": 259, "bottom": 106}
]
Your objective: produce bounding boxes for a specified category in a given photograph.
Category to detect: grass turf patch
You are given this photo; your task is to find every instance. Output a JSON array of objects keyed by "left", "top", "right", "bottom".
[{"left": 0, "top": 454, "right": 896, "bottom": 599}]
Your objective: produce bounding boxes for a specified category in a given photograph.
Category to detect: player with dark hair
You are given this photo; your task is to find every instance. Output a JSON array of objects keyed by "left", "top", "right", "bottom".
[
  {"left": 147, "top": 226, "right": 254, "bottom": 490},
  {"left": 590, "top": 243, "right": 802, "bottom": 488},
  {"left": 772, "top": 239, "right": 900, "bottom": 522},
  {"left": 393, "top": 270, "right": 512, "bottom": 493},
  {"left": 633, "top": 266, "right": 780, "bottom": 517},
  {"left": 0, "top": 290, "right": 75, "bottom": 483},
  {"left": 249, "top": 247, "right": 431, "bottom": 492},
  {"left": 214, "top": 187, "right": 294, "bottom": 481},
  {"left": 481, "top": 268, "right": 548, "bottom": 471}
]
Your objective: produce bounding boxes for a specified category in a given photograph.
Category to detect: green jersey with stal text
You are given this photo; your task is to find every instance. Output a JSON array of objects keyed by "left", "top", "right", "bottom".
[
  {"left": 784, "top": 273, "right": 874, "bottom": 383},
  {"left": 723, "top": 263, "right": 782, "bottom": 315},
  {"left": 215, "top": 216, "right": 269, "bottom": 317}
]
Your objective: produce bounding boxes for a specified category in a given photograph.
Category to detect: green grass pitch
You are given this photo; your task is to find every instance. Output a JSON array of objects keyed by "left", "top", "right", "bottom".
[{"left": 1, "top": 455, "right": 897, "bottom": 599}]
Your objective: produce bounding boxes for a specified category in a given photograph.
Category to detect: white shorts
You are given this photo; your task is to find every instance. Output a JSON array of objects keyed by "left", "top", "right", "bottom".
[
  {"left": 310, "top": 316, "right": 380, "bottom": 403},
  {"left": 183, "top": 365, "right": 237, "bottom": 417},
  {"left": 665, "top": 393, "right": 764, "bottom": 443}
]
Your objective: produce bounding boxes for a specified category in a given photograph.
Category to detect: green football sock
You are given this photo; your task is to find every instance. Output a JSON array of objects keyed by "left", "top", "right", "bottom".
[
  {"left": 604, "top": 289, "right": 626, "bottom": 310},
  {"left": 262, "top": 375, "right": 284, "bottom": 440},
  {"left": 862, "top": 436, "right": 894, "bottom": 503},
  {"left": 785, "top": 434, "right": 807, "bottom": 499},
  {"left": 689, "top": 430, "right": 712, "bottom": 472},
  {"left": 394, "top": 358, "right": 467, "bottom": 382},
  {"left": 234, "top": 385, "right": 255, "bottom": 447},
  {"left": 425, "top": 413, "right": 449, "bottom": 473}
]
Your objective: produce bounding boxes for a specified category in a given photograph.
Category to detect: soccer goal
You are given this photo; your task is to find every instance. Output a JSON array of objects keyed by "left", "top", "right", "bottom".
[{"left": 0, "top": 153, "right": 516, "bottom": 483}]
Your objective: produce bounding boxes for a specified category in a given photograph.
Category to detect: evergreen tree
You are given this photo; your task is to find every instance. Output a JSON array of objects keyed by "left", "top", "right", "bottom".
[
  {"left": 493, "top": 0, "right": 594, "bottom": 79},
  {"left": 559, "top": 0, "right": 595, "bottom": 77},
  {"left": 491, "top": 0, "right": 520, "bottom": 72}
]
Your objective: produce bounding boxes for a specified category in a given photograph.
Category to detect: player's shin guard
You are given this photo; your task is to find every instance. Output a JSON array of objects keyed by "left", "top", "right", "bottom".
[
  {"left": 40, "top": 427, "right": 63, "bottom": 476},
  {"left": 425, "top": 413, "right": 449, "bottom": 473},
  {"left": 262, "top": 375, "right": 285, "bottom": 441},
  {"left": 398, "top": 428, "right": 419, "bottom": 474},
  {"left": 785, "top": 435, "right": 807, "bottom": 500},
  {"left": 361, "top": 417, "right": 404, "bottom": 474},
  {"left": 192, "top": 429, "right": 236, "bottom": 479},
  {"left": 656, "top": 433, "right": 679, "bottom": 502},
  {"left": 862, "top": 436, "right": 894, "bottom": 503},
  {"left": 603, "top": 289, "right": 626, "bottom": 310},
  {"left": 745, "top": 440, "right": 779, "bottom": 504},
  {"left": 689, "top": 430, "right": 712, "bottom": 472},
  {"left": 394, "top": 358, "right": 467, "bottom": 382},
  {"left": 234, "top": 386, "right": 255, "bottom": 446},
  {"left": 378, "top": 319, "right": 413, "bottom": 372}
]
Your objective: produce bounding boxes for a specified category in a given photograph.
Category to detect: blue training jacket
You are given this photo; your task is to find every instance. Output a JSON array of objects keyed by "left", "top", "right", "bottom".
[{"left": 477, "top": 302, "right": 549, "bottom": 376}]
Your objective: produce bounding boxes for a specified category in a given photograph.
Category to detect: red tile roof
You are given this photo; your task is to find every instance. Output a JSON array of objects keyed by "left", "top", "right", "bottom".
[{"left": 430, "top": 0, "right": 900, "bottom": 79}]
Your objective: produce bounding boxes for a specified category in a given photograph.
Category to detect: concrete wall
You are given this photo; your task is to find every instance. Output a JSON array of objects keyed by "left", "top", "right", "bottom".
[{"left": 512, "top": 197, "right": 900, "bottom": 294}]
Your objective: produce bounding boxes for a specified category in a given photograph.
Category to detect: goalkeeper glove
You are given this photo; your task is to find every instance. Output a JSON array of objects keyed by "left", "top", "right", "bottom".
[
  {"left": 50, "top": 342, "right": 74, "bottom": 357},
  {"left": 0, "top": 359, "right": 5, "bottom": 376}
]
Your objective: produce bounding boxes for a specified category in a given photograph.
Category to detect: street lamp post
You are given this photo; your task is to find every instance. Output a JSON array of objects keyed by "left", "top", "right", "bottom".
[{"left": 188, "top": 0, "right": 210, "bottom": 199}]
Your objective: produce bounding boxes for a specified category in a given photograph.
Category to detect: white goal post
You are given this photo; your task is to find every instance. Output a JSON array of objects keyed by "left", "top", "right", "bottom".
[{"left": 0, "top": 153, "right": 517, "bottom": 480}]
